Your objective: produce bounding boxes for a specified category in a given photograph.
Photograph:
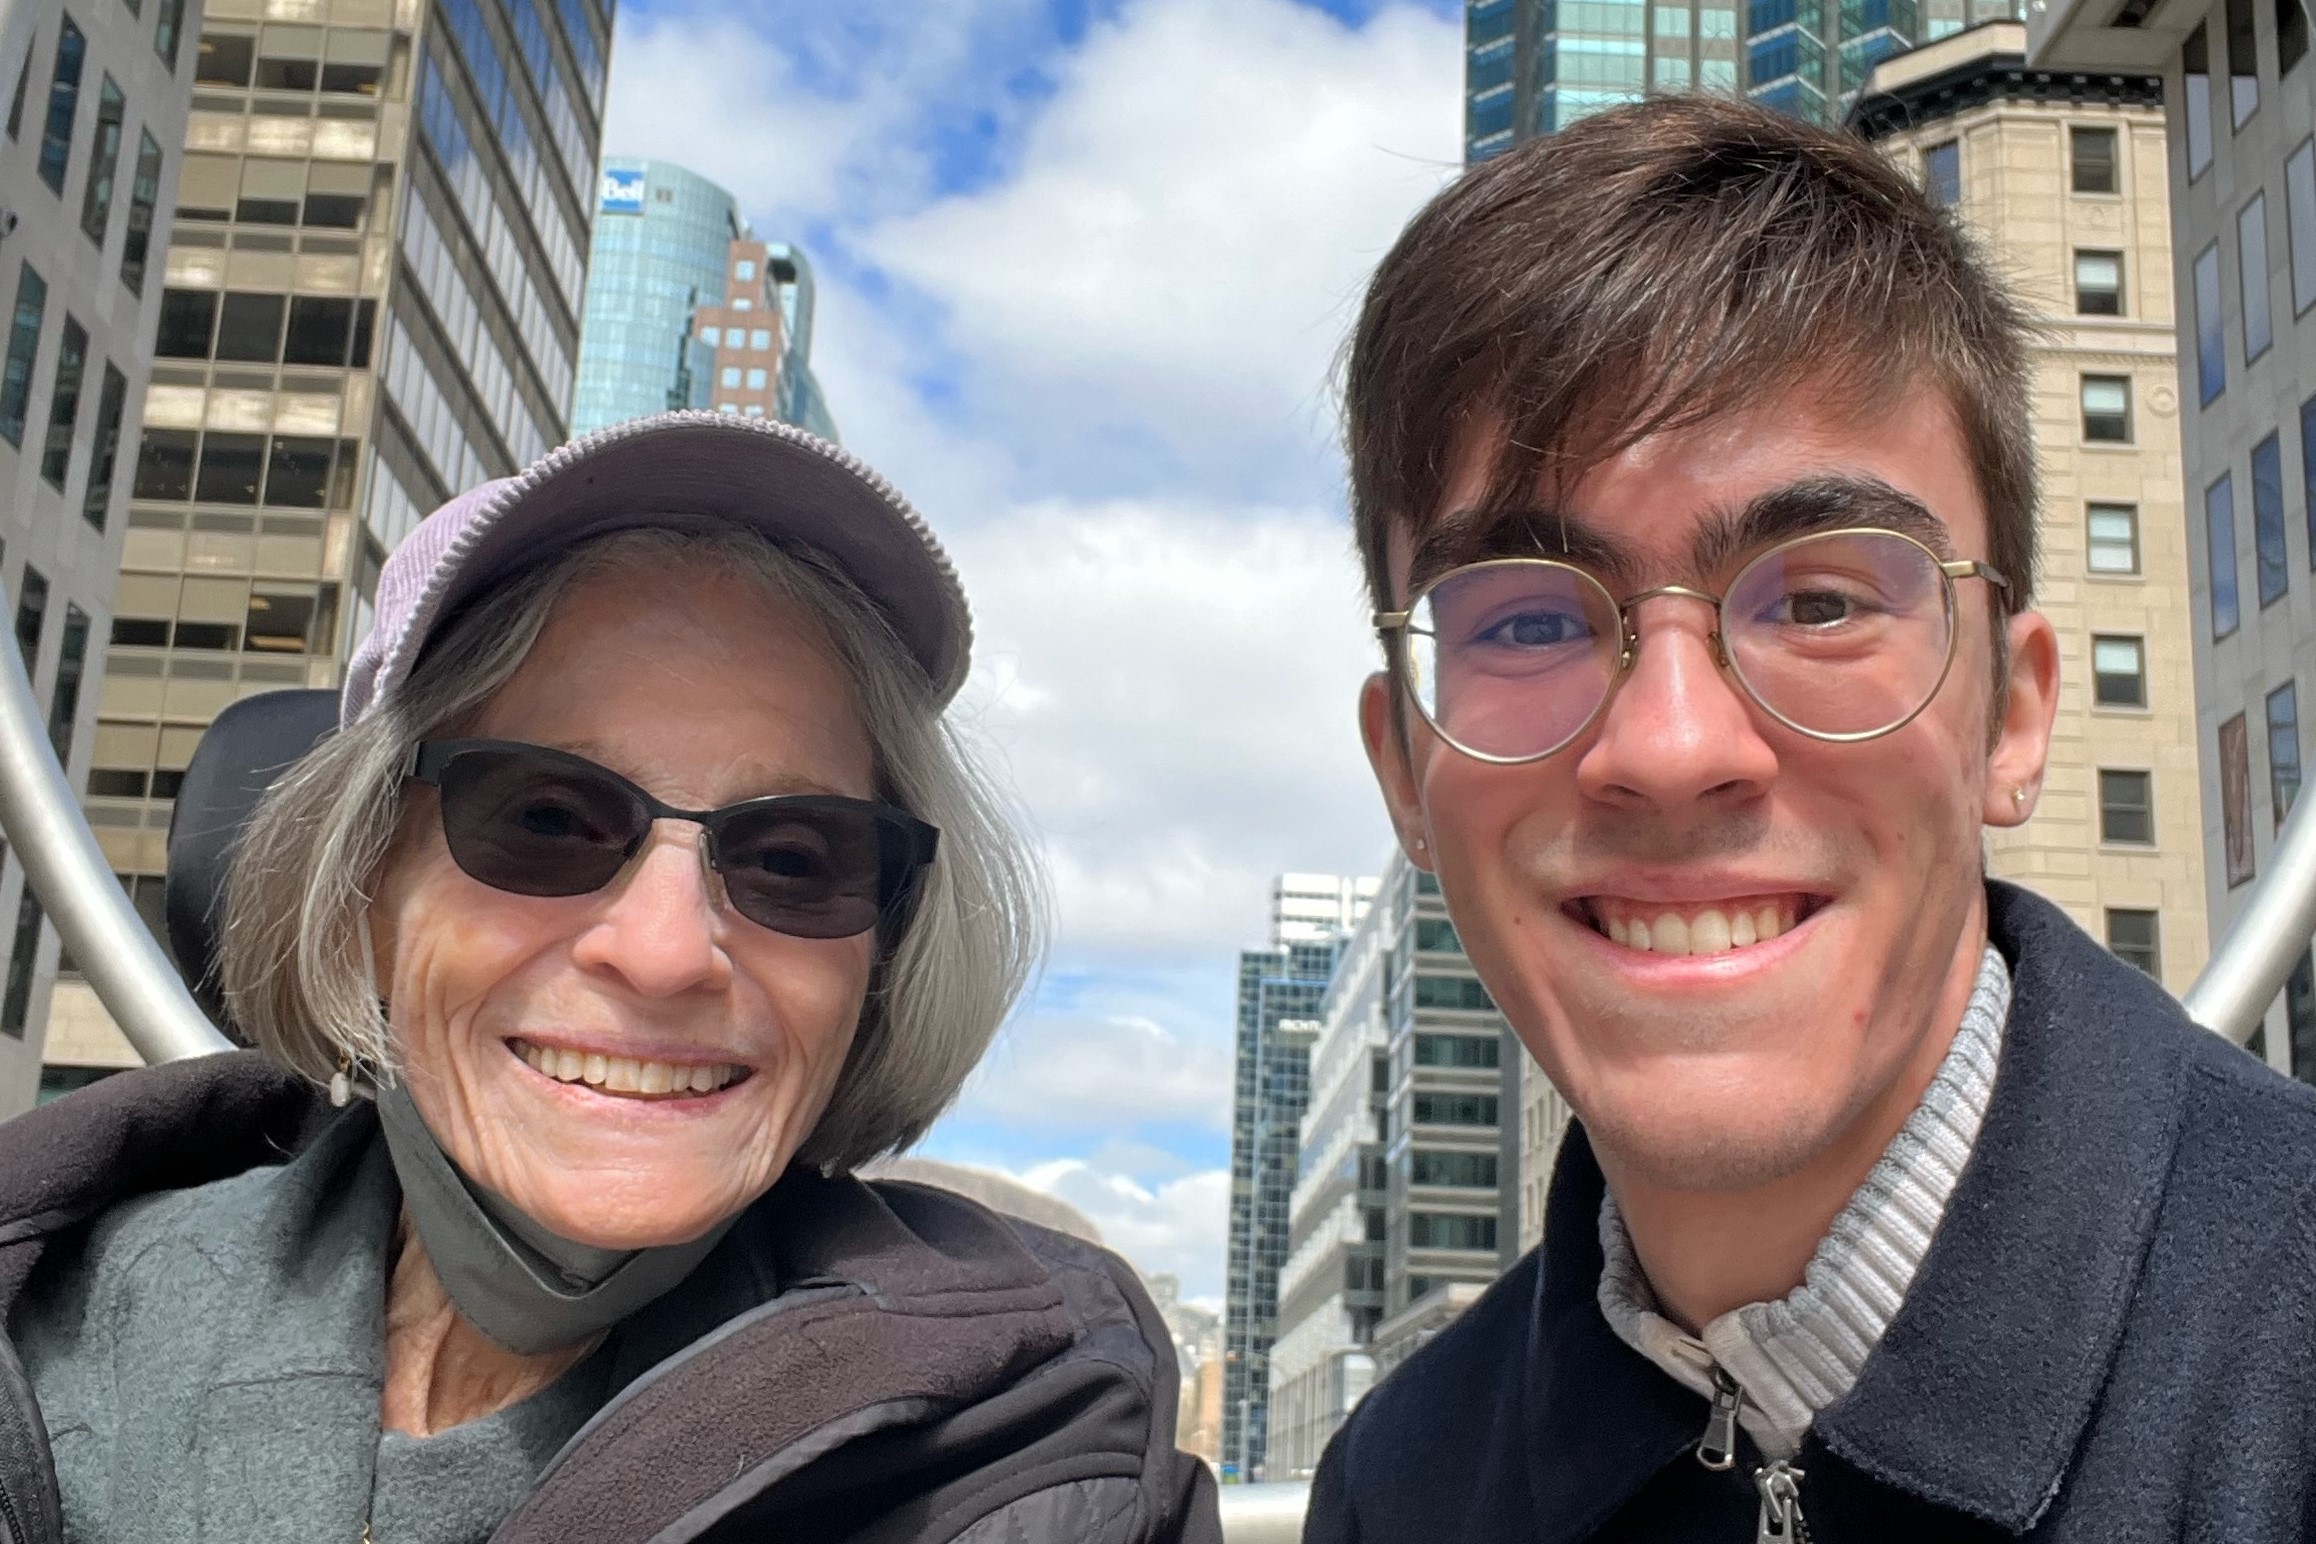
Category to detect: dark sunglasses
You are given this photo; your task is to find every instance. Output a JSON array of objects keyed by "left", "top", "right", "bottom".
[{"left": 406, "top": 738, "right": 939, "bottom": 941}]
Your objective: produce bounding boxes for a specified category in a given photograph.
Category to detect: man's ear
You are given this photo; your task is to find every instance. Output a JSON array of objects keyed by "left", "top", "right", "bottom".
[
  {"left": 1360, "top": 671, "right": 1432, "bottom": 868},
  {"left": 1984, "top": 608, "right": 2060, "bottom": 826}
]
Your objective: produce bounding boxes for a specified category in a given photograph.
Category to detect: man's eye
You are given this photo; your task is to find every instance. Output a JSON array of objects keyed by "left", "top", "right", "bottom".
[
  {"left": 1480, "top": 611, "right": 1587, "bottom": 646},
  {"left": 1780, "top": 590, "right": 1855, "bottom": 627}
]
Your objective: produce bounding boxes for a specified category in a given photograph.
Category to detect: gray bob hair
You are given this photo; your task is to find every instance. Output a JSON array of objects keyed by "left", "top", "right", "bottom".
[{"left": 220, "top": 524, "right": 1047, "bottom": 1172}]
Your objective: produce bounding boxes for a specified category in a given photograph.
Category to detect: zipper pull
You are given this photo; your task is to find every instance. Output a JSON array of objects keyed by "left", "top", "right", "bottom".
[
  {"left": 1697, "top": 1366, "right": 1741, "bottom": 1471},
  {"left": 1754, "top": 1461, "right": 1810, "bottom": 1544}
]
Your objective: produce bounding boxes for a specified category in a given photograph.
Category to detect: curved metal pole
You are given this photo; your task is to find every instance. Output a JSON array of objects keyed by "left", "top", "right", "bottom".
[
  {"left": 0, "top": 594, "right": 230, "bottom": 1063},
  {"left": 2183, "top": 791, "right": 2316, "bottom": 1045},
  {"left": 1216, "top": 1482, "right": 1310, "bottom": 1544}
]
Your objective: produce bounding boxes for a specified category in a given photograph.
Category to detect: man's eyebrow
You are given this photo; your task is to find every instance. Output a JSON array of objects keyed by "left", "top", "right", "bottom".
[
  {"left": 1406, "top": 506, "right": 1638, "bottom": 596},
  {"left": 1693, "top": 474, "right": 1954, "bottom": 576}
]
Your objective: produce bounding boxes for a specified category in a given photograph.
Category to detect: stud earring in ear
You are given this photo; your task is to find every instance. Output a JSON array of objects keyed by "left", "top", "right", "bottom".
[{"left": 2012, "top": 786, "right": 2029, "bottom": 807}]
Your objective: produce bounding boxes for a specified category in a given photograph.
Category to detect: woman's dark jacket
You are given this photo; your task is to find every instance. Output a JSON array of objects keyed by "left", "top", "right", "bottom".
[
  {"left": 1309, "top": 881, "right": 2316, "bottom": 1542},
  {"left": 0, "top": 1055, "right": 1220, "bottom": 1544}
]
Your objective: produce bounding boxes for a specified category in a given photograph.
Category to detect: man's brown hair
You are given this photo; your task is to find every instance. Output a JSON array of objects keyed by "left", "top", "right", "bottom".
[{"left": 1344, "top": 93, "right": 2037, "bottom": 615}]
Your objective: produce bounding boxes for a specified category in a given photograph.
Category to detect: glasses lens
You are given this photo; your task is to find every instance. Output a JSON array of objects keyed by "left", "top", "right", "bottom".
[
  {"left": 713, "top": 801, "right": 891, "bottom": 939},
  {"left": 435, "top": 749, "right": 648, "bottom": 897},
  {"left": 1407, "top": 562, "right": 1622, "bottom": 760},
  {"left": 1723, "top": 530, "right": 1954, "bottom": 738}
]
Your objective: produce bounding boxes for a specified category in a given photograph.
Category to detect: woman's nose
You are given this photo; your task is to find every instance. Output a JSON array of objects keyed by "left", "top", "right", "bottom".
[{"left": 568, "top": 823, "right": 734, "bottom": 997}]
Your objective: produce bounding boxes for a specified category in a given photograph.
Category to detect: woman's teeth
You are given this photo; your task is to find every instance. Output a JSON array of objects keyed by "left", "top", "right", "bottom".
[
  {"left": 1593, "top": 898, "right": 1802, "bottom": 956},
  {"left": 509, "top": 1038, "right": 739, "bottom": 1098}
]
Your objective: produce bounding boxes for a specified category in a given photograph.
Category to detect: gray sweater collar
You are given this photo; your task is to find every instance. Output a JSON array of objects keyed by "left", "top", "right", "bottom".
[{"left": 1596, "top": 943, "right": 2011, "bottom": 1458}]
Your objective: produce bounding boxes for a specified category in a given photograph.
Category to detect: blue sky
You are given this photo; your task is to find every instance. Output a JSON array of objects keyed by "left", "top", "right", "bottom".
[{"left": 601, "top": 0, "right": 1463, "bottom": 1298}]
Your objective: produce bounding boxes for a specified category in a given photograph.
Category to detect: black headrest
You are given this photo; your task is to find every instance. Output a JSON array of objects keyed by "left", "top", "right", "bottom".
[{"left": 164, "top": 688, "right": 339, "bottom": 1033}]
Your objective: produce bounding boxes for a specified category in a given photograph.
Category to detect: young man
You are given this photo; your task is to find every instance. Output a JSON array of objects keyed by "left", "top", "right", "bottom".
[{"left": 1308, "top": 96, "right": 2316, "bottom": 1542}]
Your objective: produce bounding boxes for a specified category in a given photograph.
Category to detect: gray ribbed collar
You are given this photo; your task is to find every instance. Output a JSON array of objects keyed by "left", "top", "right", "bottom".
[{"left": 1597, "top": 944, "right": 2011, "bottom": 1459}]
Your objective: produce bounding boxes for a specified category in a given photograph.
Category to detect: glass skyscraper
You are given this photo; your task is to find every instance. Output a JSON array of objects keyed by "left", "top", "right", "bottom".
[
  {"left": 569, "top": 156, "right": 737, "bottom": 434},
  {"left": 1465, "top": 0, "right": 2016, "bottom": 156}
]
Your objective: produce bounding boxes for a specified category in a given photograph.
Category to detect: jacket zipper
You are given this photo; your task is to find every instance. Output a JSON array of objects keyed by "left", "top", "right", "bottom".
[
  {"left": 0, "top": 1477, "right": 25, "bottom": 1544},
  {"left": 1691, "top": 1358, "right": 1811, "bottom": 1544}
]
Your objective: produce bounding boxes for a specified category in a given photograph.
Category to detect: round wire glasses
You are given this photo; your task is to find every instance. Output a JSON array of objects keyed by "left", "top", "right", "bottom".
[{"left": 1374, "top": 526, "right": 2012, "bottom": 765}]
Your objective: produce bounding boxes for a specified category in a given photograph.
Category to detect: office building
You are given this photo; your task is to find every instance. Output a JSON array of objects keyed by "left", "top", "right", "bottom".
[
  {"left": 0, "top": 0, "right": 202, "bottom": 1118},
  {"left": 569, "top": 156, "right": 837, "bottom": 443},
  {"left": 1849, "top": 25, "right": 2209, "bottom": 1003},
  {"left": 692, "top": 234, "right": 837, "bottom": 441},
  {"left": 1268, "top": 854, "right": 1550, "bottom": 1476},
  {"left": 2033, "top": 0, "right": 2316, "bottom": 1076},
  {"left": 568, "top": 156, "right": 737, "bottom": 433},
  {"left": 1221, "top": 871, "right": 1375, "bottom": 1482},
  {"left": 1463, "top": 0, "right": 2018, "bottom": 164},
  {"left": 40, "top": 0, "right": 615, "bottom": 1103},
  {"left": 1266, "top": 877, "right": 1390, "bottom": 1480}
]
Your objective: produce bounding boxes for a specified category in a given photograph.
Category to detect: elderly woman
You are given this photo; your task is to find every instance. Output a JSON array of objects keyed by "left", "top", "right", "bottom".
[{"left": 0, "top": 413, "right": 1218, "bottom": 1544}]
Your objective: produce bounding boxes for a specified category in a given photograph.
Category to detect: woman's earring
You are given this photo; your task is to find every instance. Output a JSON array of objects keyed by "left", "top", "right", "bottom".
[
  {"left": 329, "top": 1051, "right": 354, "bottom": 1109},
  {"left": 2012, "top": 786, "right": 2029, "bottom": 808}
]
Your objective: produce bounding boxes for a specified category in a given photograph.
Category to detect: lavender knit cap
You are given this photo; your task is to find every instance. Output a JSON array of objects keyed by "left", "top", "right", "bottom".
[{"left": 341, "top": 411, "right": 972, "bottom": 726}]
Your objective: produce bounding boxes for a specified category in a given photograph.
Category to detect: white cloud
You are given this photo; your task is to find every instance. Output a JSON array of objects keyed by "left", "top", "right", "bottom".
[
  {"left": 952, "top": 1007, "right": 1234, "bottom": 1133},
  {"left": 949, "top": 497, "right": 1394, "bottom": 960},
  {"left": 859, "top": 0, "right": 1464, "bottom": 496},
  {"left": 1019, "top": 1159, "right": 1232, "bottom": 1299}
]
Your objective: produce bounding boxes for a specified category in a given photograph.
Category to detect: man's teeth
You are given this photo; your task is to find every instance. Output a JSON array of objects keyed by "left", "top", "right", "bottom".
[
  {"left": 1600, "top": 902, "right": 1797, "bottom": 955},
  {"left": 510, "top": 1039, "right": 738, "bottom": 1097}
]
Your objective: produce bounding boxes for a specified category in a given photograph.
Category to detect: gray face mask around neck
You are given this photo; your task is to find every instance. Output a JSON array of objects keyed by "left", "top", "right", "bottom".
[{"left": 372, "top": 1081, "right": 740, "bottom": 1356}]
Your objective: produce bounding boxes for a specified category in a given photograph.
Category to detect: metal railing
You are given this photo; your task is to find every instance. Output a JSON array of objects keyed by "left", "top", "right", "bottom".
[{"left": 1215, "top": 1483, "right": 1310, "bottom": 1542}]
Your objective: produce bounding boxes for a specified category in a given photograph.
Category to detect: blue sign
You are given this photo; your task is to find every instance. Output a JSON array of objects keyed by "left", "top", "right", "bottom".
[{"left": 600, "top": 167, "right": 646, "bottom": 214}]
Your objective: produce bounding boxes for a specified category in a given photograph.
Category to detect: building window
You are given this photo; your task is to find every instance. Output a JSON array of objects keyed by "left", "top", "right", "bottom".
[
  {"left": 2088, "top": 503, "right": 2140, "bottom": 574},
  {"left": 2210, "top": 471, "right": 2241, "bottom": 638},
  {"left": 1408, "top": 1213, "right": 1497, "bottom": 1251},
  {"left": 1409, "top": 1151, "right": 1498, "bottom": 1188},
  {"left": 2256, "top": 431, "right": 2289, "bottom": 604},
  {"left": 2091, "top": 635, "right": 2146, "bottom": 706},
  {"left": 47, "top": 605, "right": 85, "bottom": 759},
  {"left": 1923, "top": 139, "right": 1959, "bottom": 206},
  {"left": 118, "top": 130, "right": 161, "bottom": 295},
  {"left": 213, "top": 293, "right": 283, "bottom": 361},
  {"left": 2228, "top": 0, "right": 2260, "bottom": 127},
  {"left": 2194, "top": 244, "right": 2225, "bottom": 405},
  {"left": 750, "top": 328, "right": 771, "bottom": 350},
  {"left": 2074, "top": 250, "right": 2123, "bottom": 314},
  {"left": 697, "top": 325, "right": 720, "bottom": 346},
  {"left": 2292, "top": 142, "right": 2316, "bottom": 316},
  {"left": 2105, "top": 910, "right": 2161, "bottom": 978},
  {"left": 193, "top": 432, "right": 263, "bottom": 503},
  {"left": 77, "top": 75, "right": 120, "bottom": 247},
  {"left": 1409, "top": 1092, "right": 1498, "bottom": 1126},
  {"left": 129, "top": 427, "right": 193, "bottom": 499},
  {"left": 2185, "top": 24, "right": 2215, "bottom": 178},
  {"left": 745, "top": 367, "right": 767, "bottom": 390},
  {"left": 1412, "top": 1033, "right": 1500, "bottom": 1068},
  {"left": 195, "top": 33, "right": 254, "bottom": 86},
  {"left": 0, "top": 263, "right": 46, "bottom": 448},
  {"left": 154, "top": 0, "right": 184, "bottom": 69},
  {"left": 4, "top": 53, "right": 26, "bottom": 142},
  {"left": 14, "top": 567, "right": 46, "bottom": 667},
  {"left": 80, "top": 363, "right": 123, "bottom": 529},
  {"left": 1412, "top": 975, "right": 1495, "bottom": 1011},
  {"left": 2223, "top": 712, "right": 2256, "bottom": 885},
  {"left": 37, "top": 18, "right": 84, "bottom": 197},
  {"left": 2098, "top": 769, "right": 2155, "bottom": 844},
  {"left": 39, "top": 316, "right": 84, "bottom": 490},
  {"left": 2081, "top": 374, "right": 2132, "bottom": 441},
  {"left": 2287, "top": 0, "right": 2312, "bottom": 74},
  {"left": 1, "top": 892, "right": 44, "bottom": 1037},
  {"left": 2243, "top": 194, "right": 2274, "bottom": 362},
  {"left": 2070, "top": 126, "right": 2118, "bottom": 193},
  {"left": 1415, "top": 916, "right": 1462, "bottom": 952},
  {"left": 734, "top": 258, "right": 756, "bottom": 280},
  {"left": 719, "top": 365, "right": 740, "bottom": 388},
  {"left": 2273, "top": 680, "right": 2304, "bottom": 827}
]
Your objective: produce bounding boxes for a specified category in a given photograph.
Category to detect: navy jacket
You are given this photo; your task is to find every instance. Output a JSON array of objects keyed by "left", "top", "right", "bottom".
[{"left": 1308, "top": 882, "right": 2316, "bottom": 1542}]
